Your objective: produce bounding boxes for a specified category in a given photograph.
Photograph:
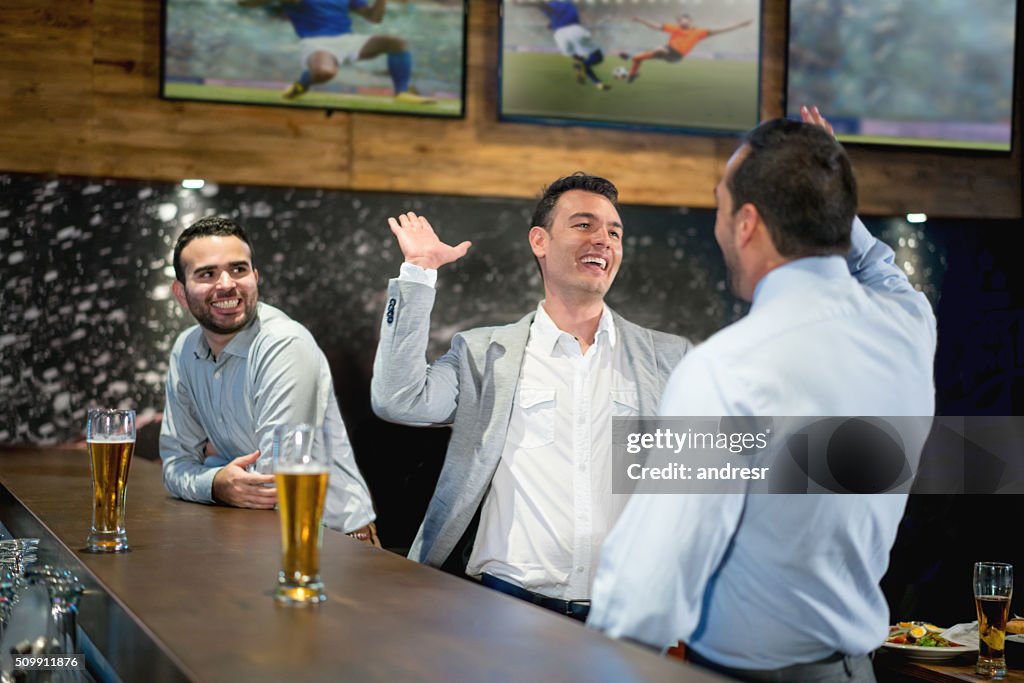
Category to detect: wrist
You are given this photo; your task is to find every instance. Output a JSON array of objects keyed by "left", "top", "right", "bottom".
[{"left": 405, "top": 257, "right": 439, "bottom": 270}]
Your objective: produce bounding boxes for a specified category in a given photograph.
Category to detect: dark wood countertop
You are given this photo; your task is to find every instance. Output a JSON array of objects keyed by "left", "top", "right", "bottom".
[
  {"left": 0, "top": 447, "right": 721, "bottom": 683},
  {"left": 875, "top": 650, "right": 1024, "bottom": 682}
]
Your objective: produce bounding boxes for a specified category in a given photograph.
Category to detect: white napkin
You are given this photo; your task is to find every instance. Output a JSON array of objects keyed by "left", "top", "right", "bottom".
[
  {"left": 942, "top": 621, "right": 1024, "bottom": 646},
  {"left": 940, "top": 622, "right": 978, "bottom": 647}
]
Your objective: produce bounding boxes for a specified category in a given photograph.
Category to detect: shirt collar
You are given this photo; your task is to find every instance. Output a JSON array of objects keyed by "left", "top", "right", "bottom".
[
  {"left": 190, "top": 302, "right": 263, "bottom": 361},
  {"left": 752, "top": 256, "right": 851, "bottom": 309},
  {"left": 532, "top": 301, "right": 617, "bottom": 354}
]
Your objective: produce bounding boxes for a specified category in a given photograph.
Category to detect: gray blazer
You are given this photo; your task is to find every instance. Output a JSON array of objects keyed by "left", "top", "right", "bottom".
[{"left": 371, "top": 278, "right": 691, "bottom": 568}]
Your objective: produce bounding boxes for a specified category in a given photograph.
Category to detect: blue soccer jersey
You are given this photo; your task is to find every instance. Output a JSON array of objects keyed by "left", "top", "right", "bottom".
[
  {"left": 541, "top": 1, "right": 580, "bottom": 31},
  {"left": 284, "top": 0, "right": 370, "bottom": 39}
]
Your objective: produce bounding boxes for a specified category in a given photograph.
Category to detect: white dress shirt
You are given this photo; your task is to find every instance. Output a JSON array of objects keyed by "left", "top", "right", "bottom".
[
  {"left": 396, "top": 263, "right": 639, "bottom": 599},
  {"left": 465, "top": 302, "right": 638, "bottom": 600}
]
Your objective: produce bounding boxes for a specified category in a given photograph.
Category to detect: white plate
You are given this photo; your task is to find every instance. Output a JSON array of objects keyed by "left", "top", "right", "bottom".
[{"left": 880, "top": 640, "right": 977, "bottom": 661}]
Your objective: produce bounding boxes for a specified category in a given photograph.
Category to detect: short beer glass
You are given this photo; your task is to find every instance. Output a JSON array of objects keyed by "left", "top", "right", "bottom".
[
  {"left": 85, "top": 409, "right": 135, "bottom": 552},
  {"left": 974, "top": 561, "right": 1013, "bottom": 679},
  {"left": 273, "top": 424, "right": 330, "bottom": 605}
]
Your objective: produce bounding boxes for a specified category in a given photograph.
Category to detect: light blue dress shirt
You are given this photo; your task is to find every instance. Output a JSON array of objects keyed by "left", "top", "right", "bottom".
[
  {"left": 587, "top": 219, "right": 937, "bottom": 669},
  {"left": 159, "top": 302, "right": 375, "bottom": 533}
]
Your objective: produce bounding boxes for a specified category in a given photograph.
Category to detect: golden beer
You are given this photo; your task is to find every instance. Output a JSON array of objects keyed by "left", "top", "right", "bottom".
[
  {"left": 86, "top": 438, "right": 134, "bottom": 552},
  {"left": 974, "top": 561, "right": 1013, "bottom": 679},
  {"left": 976, "top": 595, "right": 1011, "bottom": 673},
  {"left": 275, "top": 467, "right": 329, "bottom": 604}
]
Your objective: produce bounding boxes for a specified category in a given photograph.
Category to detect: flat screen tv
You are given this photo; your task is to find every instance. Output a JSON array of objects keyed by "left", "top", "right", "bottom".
[
  {"left": 499, "top": 0, "right": 762, "bottom": 135},
  {"left": 786, "top": 0, "right": 1018, "bottom": 152},
  {"left": 162, "top": 0, "right": 467, "bottom": 118}
]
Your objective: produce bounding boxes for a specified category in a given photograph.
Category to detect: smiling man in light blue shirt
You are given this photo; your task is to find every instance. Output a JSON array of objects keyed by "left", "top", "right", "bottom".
[
  {"left": 159, "top": 216, "right": 377, "bottom": 541},
  {"left": 588, "top": 108, "right": 937, "bottom": 682}
]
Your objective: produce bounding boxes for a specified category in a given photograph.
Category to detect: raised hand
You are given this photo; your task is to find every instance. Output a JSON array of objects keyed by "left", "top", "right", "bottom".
[
  {"left": 388, "top": 212, "right": 471, "bottom": 271},
  {"left": 800, "top": 105, "right": 834, "bottom": 137}
]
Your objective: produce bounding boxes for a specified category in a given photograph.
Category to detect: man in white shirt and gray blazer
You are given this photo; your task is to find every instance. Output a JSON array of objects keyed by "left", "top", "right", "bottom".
[{"left": 370, "top": 174, "right": 691, "bottom": 620}]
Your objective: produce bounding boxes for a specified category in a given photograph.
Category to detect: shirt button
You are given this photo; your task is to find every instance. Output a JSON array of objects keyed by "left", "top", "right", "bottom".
[
  {"left": 578, "top": 463, "right": 586, "bottom": 472},
  {"left": 576, "top": 566, "right": 584, "bottom": 573}
]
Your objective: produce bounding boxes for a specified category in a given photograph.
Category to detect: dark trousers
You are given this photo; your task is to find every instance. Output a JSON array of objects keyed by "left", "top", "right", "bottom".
[{"left": 687, "top": 648, "right": 876, "bottom": 683}]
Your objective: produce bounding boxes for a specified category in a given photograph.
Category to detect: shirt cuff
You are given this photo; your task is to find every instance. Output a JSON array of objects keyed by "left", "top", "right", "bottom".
[
  {"left": 399, "top": 262, "right": 438, "bottom": 288},
  {"left": 846, "top": 216, "right": 879, "bottom": 273},
  {"left": 849, "top": 216, "right": 873, "bottom": 254},
  {"left": 179, "top": 465, "right": 221, "bottom": 505}
]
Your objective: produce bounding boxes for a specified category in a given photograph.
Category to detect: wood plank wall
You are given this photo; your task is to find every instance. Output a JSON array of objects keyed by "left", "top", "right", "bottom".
[{"left": 0, "top": 0, "right": 1020, "bottom": 218}]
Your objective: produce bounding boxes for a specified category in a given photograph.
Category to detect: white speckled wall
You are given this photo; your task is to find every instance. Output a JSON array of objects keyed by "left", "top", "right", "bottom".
[{"left": 0, "top": 173, "right": 743, "bottom": 444}]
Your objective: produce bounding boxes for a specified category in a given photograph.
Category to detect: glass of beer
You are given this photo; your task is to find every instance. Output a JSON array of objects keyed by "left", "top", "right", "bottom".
[
  {"left": 273, "top": 424, "right": 330, "bottom": 606},
  {"left": 85, "top": 408, "right": 135, "bottom": 553},
  {"left": 974, "top": 561, "right": 1013, "bottom": 678}
]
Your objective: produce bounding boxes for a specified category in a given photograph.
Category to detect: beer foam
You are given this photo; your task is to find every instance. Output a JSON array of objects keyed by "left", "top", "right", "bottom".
[
  {"left": 87, "top": 437, "right": 135, "bottom": 443},
  {"left": 275, "top": 464, "right": 329, "bottom": 475}
]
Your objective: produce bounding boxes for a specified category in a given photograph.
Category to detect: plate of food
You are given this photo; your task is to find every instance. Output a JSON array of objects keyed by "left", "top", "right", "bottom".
[{"left": 881, "top": 622, "right": 977, "bottom": 661}]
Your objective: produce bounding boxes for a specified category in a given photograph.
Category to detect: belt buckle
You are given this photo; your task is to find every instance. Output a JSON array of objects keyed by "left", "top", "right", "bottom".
[{"left": 565, "top": 599, "right": 591, "bottom": 616}]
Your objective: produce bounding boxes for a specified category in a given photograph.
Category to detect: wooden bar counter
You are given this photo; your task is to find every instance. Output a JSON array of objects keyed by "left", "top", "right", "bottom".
[
  {"left": 0, "top": 448, "right": 720, "bottom": 683},
  {"left": 875, "top": 652, "right": 1024, "bottom": 682}
]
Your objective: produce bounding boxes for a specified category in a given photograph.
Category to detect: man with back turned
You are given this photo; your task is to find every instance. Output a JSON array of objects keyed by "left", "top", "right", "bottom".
[
  {"left": 371, "top": 173, "right": 691, "bottom": 620},
  {"left": 587, "top": 109, "right": 938, "bottom": 681},
  {"left": 159, "top": 216, "right": 378, "bottom": 543}
]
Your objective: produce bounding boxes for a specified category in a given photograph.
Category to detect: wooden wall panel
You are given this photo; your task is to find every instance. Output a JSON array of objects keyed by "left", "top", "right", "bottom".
[
  {"left": 0, "top": 0, "right": 1019, "bottom": 218},
  {"left": 0, "top": 2, "right": 94, "bottom": 173}
]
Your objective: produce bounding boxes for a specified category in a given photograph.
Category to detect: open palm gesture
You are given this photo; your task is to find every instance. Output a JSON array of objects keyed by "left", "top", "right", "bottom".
[{"left": 388, "top": 212, "right": 472, "bottom": 270}]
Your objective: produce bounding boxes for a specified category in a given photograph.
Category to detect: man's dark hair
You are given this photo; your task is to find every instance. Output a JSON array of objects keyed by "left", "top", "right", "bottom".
[
  {"left": 727, "top": 118, "right": 857, "bottom": 258},
  {"left": 530, "top": 172, "right": 619, "bottom": 231},
  {"left": 172, "top": 216, "right": 255, "bottom": 283}
]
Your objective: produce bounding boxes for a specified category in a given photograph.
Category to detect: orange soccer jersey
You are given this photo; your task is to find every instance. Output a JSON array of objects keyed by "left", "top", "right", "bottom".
[{"left": 662, "top": 25, "right": 711, "bottom": 56}]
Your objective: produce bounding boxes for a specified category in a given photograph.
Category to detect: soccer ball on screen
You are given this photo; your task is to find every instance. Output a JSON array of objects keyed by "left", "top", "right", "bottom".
[{"left": 612, "top": 66, "right": 629, "bottom": 80}]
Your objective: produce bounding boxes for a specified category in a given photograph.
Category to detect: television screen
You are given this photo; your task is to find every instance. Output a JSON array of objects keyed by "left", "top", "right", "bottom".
[
  {"left": 500, "top": 0, "right": 762, "bottom": 135},
  {"left": 786, "top": 0, "right": 1018, "bottom": 152},
  {"left": 162, "top": 0, "right": 467, "bottom": 118}
]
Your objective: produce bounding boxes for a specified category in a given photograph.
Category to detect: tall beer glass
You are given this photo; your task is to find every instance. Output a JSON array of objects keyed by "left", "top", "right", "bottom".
[
  {"left": 85, "top": 409, "right": 135, "bottom": 553},
  {"left": 974, "top": 561, "right": 1013, "bottom": 679},
  {"left": 273, "top": 424, "right": 330, "bottom": 605}
]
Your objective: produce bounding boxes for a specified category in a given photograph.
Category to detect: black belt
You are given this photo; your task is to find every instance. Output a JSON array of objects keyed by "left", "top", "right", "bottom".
[{"left": 481, "top": 574, "right": 591, "bottom": 621}]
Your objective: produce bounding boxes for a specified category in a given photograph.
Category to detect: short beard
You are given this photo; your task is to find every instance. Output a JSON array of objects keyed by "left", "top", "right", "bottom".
[
  {"left": 186, "top": 292, "right": 257, "bottom": 335},
  {"left": 721, "top": 246, "right": 745, "bottom": 300}
]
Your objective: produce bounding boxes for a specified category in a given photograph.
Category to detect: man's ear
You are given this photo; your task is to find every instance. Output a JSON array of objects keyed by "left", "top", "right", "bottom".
[
  {"left": 172, "top": 280, "right": 188, "bottom": 309},
  {"left": 734, "top": 203, "right": 761, "bottom": 248},
  {"left": 253, "top": 268, "right": 259, "bottom": 286},
  {"left": 528, "top": 226, "right": 548, "bottom": 259}
]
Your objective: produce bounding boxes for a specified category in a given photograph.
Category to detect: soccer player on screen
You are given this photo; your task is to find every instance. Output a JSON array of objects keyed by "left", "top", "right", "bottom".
[
  {"left": 621, "top": 14, "right": 752, "bottom": 84},
  {"left": 517, "top": 0, "right": 611, "bottom": 91},
  {"left": 238, "top": 0, "right": 434, "bottom": 104}
]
